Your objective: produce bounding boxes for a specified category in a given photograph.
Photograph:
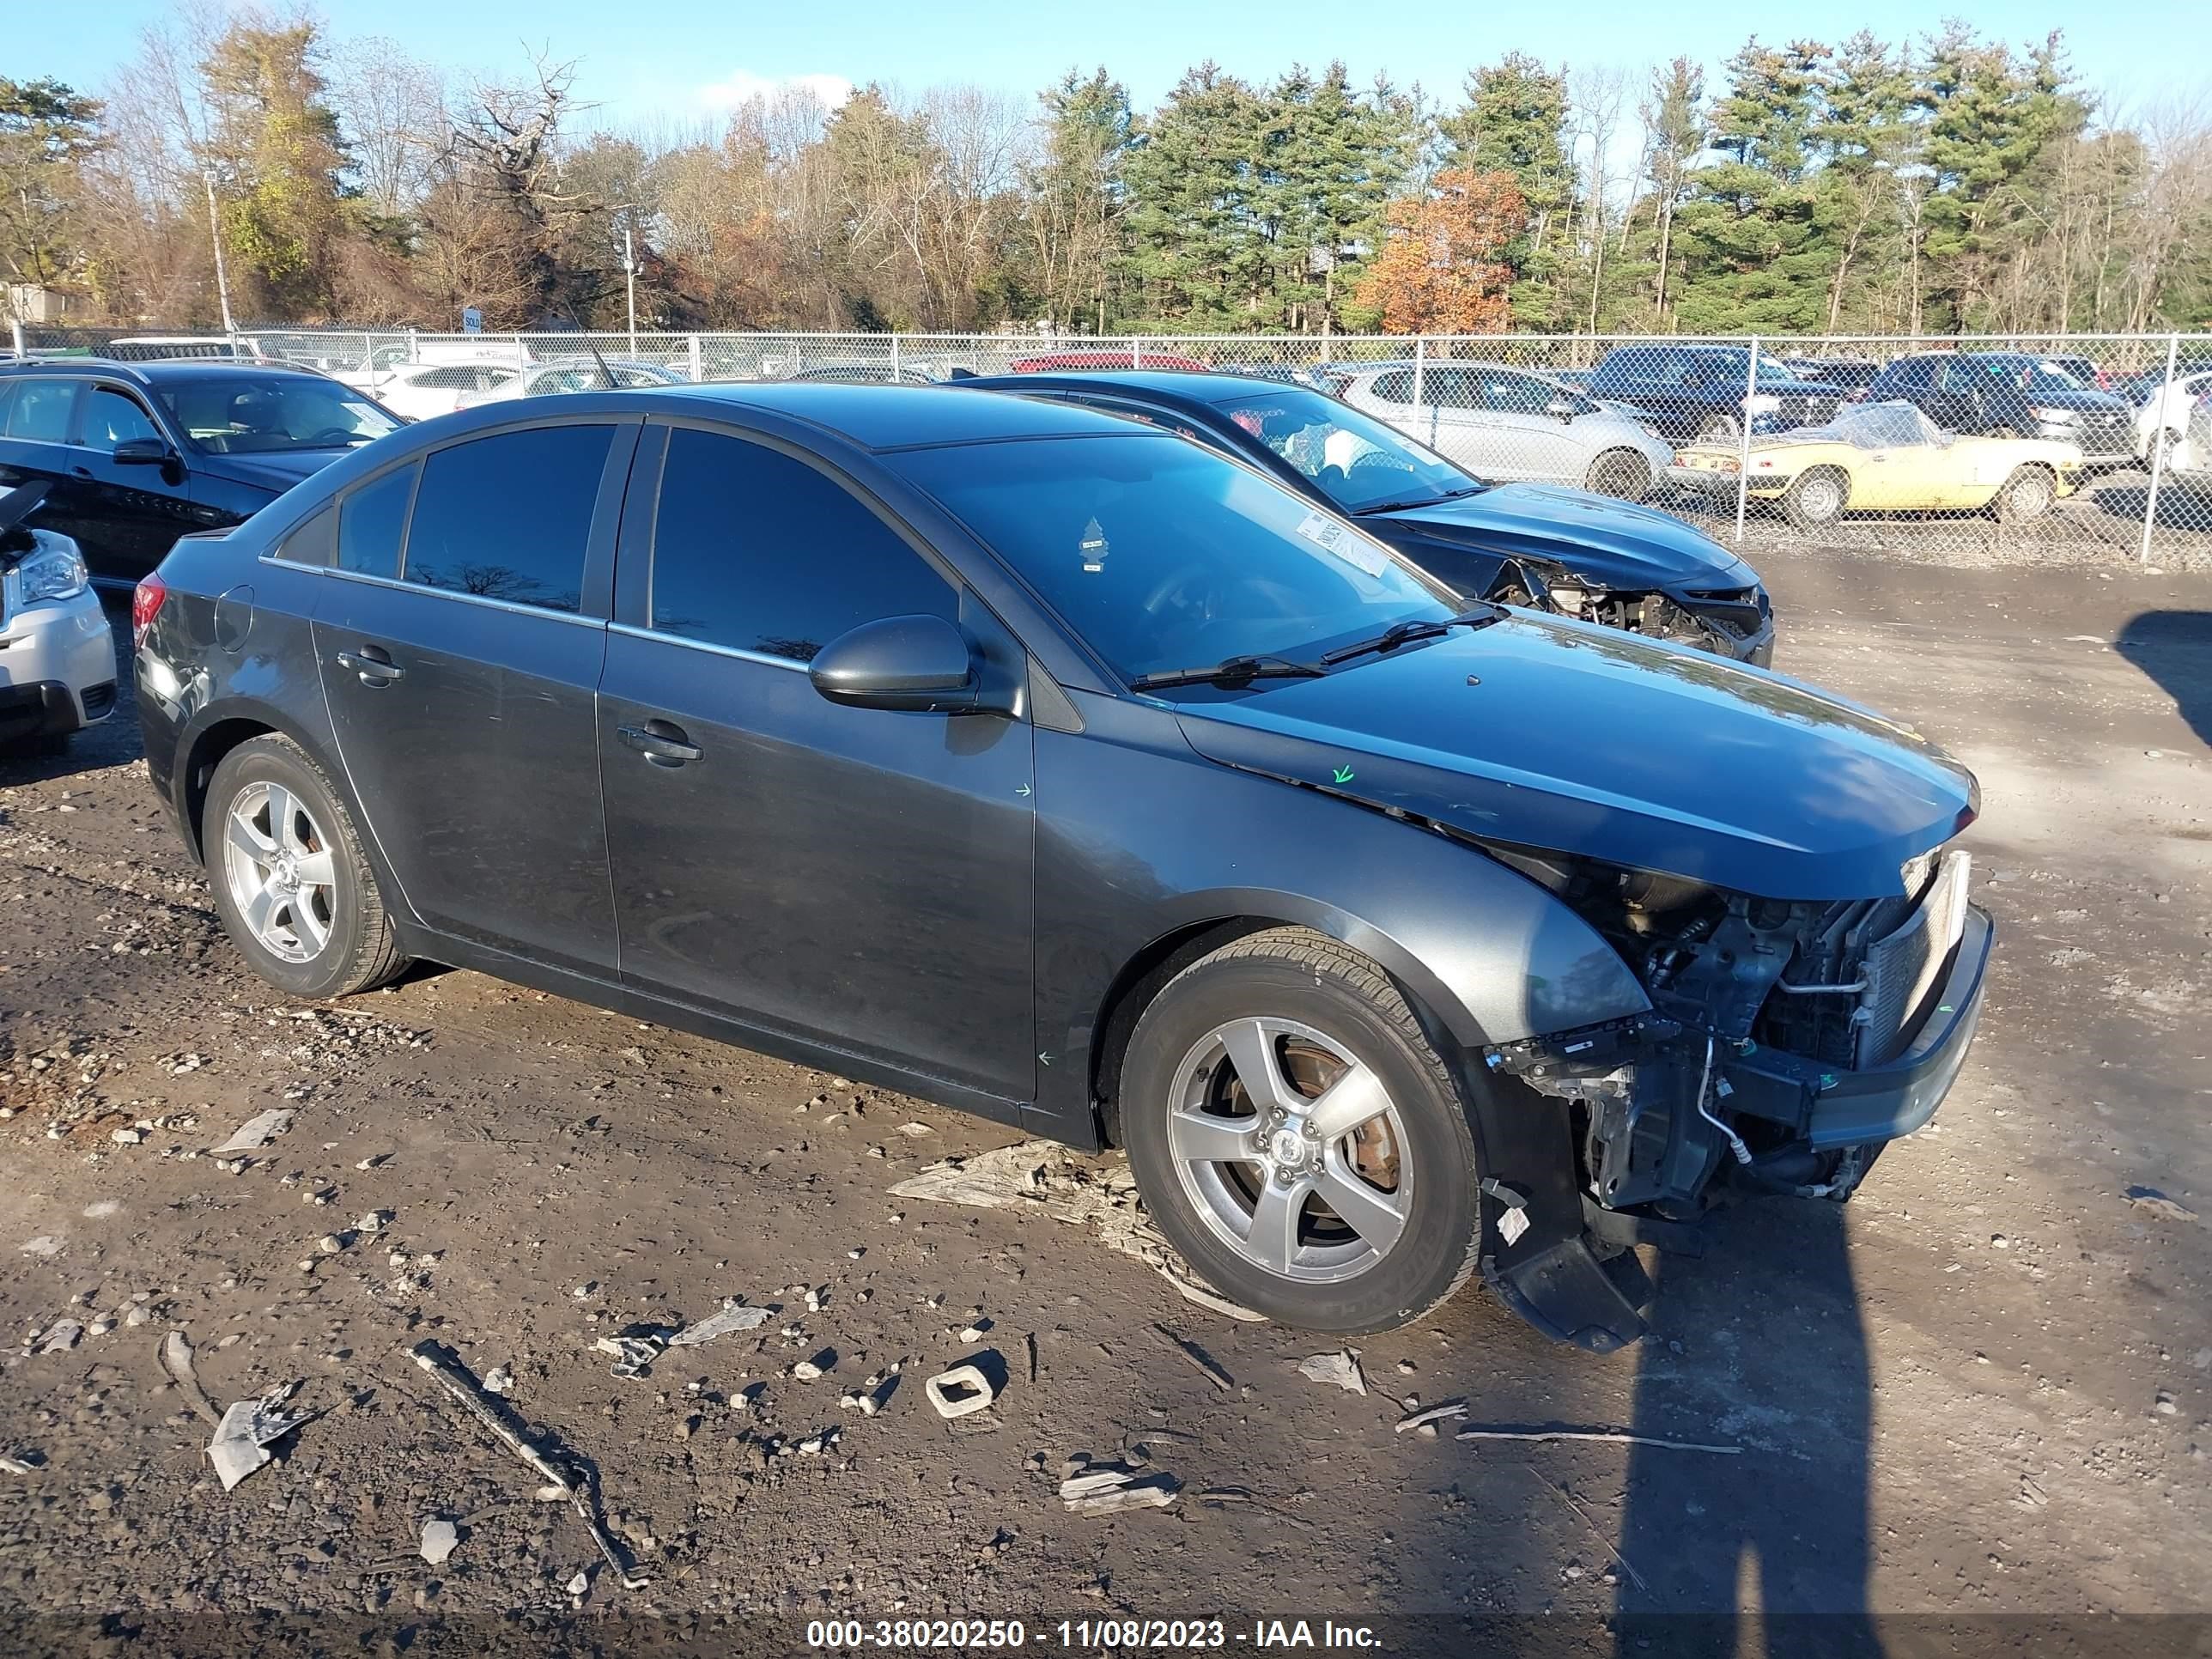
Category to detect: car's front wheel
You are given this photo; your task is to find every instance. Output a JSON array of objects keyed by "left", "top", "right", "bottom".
[
  {"left": 204, "top": 734, "right": 410, "bottom": 1000},
  {"left": 1121, "top": 928, "right": 1481, "bottom": 1333},
  {"left": 1783, "top": 466, "right": 1850, "bottom": 528},
  {"left": 1994, "top": 465, "right": 2057, "bottom": 523}
]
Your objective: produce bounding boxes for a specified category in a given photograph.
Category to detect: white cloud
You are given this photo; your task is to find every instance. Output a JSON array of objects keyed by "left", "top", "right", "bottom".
[{"left": 696, "top": 70, "right": 854, "bottom": 113}]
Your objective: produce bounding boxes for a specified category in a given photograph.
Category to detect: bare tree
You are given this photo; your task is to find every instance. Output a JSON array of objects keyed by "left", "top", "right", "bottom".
[{"left": 327, "top": 35, "right": 446, "bottom": 218}]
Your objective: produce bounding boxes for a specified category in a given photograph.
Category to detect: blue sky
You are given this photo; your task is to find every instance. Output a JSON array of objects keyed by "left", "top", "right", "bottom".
[{"left": 29, "top": 0, "right": 2208, "bottom": 131}]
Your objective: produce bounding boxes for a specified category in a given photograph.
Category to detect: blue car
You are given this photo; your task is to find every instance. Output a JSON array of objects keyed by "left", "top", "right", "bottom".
[
  {"left": 960, "top": 370, "right": 1775, "bottom": 665},
  {"left": 132, "top": 383, "right": 1989, "bottom": 1345}
]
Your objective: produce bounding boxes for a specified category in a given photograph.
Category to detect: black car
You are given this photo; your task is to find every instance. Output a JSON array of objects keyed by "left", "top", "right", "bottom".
[
  {"left": 1584, "top": 344, "right": 1849, "bottom": 441},
  {"left": 960, "top": 370, "right": 1774, "bottom": 665},
  {"left": 1780, "top": 356, "right": 1882, "bottom": 396},
  {"left": 1862, "top": 352, "right": 2135, "bottom": 461},
  {"left": 0, "top": 359, "right": 403, "bottom": 586},
  {"left": 135, "top": 384, "right": 1991, "bottom": 1345}
]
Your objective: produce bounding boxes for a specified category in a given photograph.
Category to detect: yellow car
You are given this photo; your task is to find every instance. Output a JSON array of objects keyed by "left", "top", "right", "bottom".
[{"left": 1665, "top": 400, "right": 2086, "bottom": 528}]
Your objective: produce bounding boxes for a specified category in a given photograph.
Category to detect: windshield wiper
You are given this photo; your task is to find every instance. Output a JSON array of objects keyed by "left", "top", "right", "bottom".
[
  {"left": 1352, "top": 483, "right": 1486, "bottom": 516},
  {"left": 1127, "top": 653, "right": 1328, "bottom": 692},
  {"left": 1318, "top": 605, "right": 1504, "bottom": 666}
]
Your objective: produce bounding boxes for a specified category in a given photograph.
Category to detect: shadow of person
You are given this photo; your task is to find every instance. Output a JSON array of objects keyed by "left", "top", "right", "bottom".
[
  {"left": 1613, "top": 1201, "right": 1881, "bottom": 1659},
  {"left": 2115, "top": 610, "right": 2212, "bottom": 750}
]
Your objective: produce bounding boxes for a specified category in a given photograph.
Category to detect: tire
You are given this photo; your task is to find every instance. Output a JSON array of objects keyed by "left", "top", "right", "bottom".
[
  {"left": 203, "top": 734, "right": 409, "bottom": 999},
  {"left": 1584, "top": 449, "right": 1650, "bottom": 500},
  {"left": 1993, "top": 465, "right": 2056, "bottom": 524},
  {"left": 1783, "top": 466, "right": 1850, "bottom": 529},
  {"left": 1120, "top": 927, "right": 1481, "bottom": 1334},
  {"left": 1696, "top": 413, "right": 1741, "bottom": 442}
]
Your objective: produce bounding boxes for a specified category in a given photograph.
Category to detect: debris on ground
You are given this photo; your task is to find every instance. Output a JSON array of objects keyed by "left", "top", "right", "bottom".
[
  {"left": 0, "top": 1450, "right": 44, "bottom": 1474},
  {"left": 19, "top": 1237, "right": 63, "bottom": 1258},
  {"left": 665, "top": 1298, "right": 774, "bottom": 1347},
  {"left": 1152, "top": 1323, "right": 1233, "bottom": 1391},
  {"left": 592, "top": 1331, "right": 667, "bottom": 1379},
  {"left": 410, "top": 1340, "right": 648, "bottom": 1590},
  {"left": 1059, "top": 1453, "right": 1182, "bottom": 1515},
  {"left": 1455, "top": 1425, "right": 1741, "bottom": 1454},
  {"left": 419, "top": 1518, "right": 459, "bottom": 1565},
  {"left": 1296, "top": 1349, "right": 1367, "bottom": 1395},
  {"left": 1521, "top": 1462, "right": 1648, "bottom": 1593},
  {"left": 567, "top": 1569, "right": 590, "bottom": 1597},
  {"left": 206, "top": 1382, "right": 316, "bottom": 1492},
  {"left": 1198, "top": 1486, "right": 1315, "bottom": 1528},
  {"left": 29, "top": 1318, "right": 82, "bottom": 1356},
  {"left": 925, "top": 1363, "right": 996, "bottom": 1419},
  {"left": 895, "top": 1122, "right": 936, "bottom": 1138},
  {"left": 483, "top": 1364, "right": 514, "bottom": 1396},
  {"left": 158, "top": 1330, "right": 222, "bottom": 1427},
  {"left": 2125, "top": 1186, "right": 2200, "bottom": 1224},
  {"left": 890, "top": 1140, "right": 1263, "bottom": 1320},
  {"left": 1396, "top": 1400, "right": 1468, "bottom": 1433},
  {"left": 208, "top": 1109, "right": 292, "bottom": 1156}
]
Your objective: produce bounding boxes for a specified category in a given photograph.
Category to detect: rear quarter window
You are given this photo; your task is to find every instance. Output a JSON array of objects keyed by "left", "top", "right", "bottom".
[{"left": 5, "top": 378, "right": 79, "bottom": 441}]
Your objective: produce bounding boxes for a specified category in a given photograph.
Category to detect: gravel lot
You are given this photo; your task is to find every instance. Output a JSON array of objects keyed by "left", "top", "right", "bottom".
[{"left": 1, "top": 547, "right": 2207, "bottom": 1656}]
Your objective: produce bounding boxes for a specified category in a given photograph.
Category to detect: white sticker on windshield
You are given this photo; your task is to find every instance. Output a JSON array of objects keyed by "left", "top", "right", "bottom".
[{"left": 1294, "top": 510, "right": 1389, "bottom": 578}]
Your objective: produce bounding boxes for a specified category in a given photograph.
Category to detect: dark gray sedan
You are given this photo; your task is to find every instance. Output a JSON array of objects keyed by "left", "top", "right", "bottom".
[{"left": 132, "top": 384, "right": 1991, "bottom": 1344}]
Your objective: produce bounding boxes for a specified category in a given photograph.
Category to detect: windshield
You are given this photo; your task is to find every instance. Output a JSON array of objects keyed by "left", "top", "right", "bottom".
[
  {"left": 1967, "top": 356, "right": 2092, "bottom": 395},
  {"left": 1792, "top": 402, "right": 1944, "bottom": 449},
  {"left": 155, "top": 375, "right": 399, "bottom": 455},
  {"left": 893, "top": 433, "right": 1454, "bottom": 685},
  {"left": 1212, "top": 386, "right": 1482, "bottom": 513}
]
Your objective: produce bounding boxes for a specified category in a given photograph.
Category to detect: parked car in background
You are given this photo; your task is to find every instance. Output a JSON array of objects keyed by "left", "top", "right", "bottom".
[
  {"left": 2132, "top": 367, "right": 2212, "bottom": 472},
  {"left": 1668, "top": 401, "right": 2083, "bottom": 528},
  {"left": 1212, "top": 363, "right": 1353, "bottom": 397},
  {"left": 1337, "top": 360, "right": 1676, "bottom": 499},
  {"left": 1010, "top": 349, "right": 1210, "bottom": 374},
  {"left": 134, "top": 382, "right": 1990, "bottom": 1344},
  {"left": 1780, "top": 356, "right": 1882, "bottom": 397},
  {"left": 0, "top": 482, "right": 114, "bottom": 757},
  {"left": 1864, "top": 352, "right": 2134, "bottom": 464},
  {"left": 364, "top": 362, "right": 524, "bottom": 421},
  {"left": 963, "top": 368, "right": 1772, "bottom": 663},
  {"left": 1584, "top": 344, "right": 1850, "bottom": 441},
  {"left": 0, "top": 359, "right": 402, "bottom": 585},
  {"left": 782, "top": 362, "right": 970, "bottom": 385},
  {"left": 2181, "top": 392, "right": 2212, "bottom": 481},
  {"left": 2045, "top": 353, "right": 2114, "bottom": 392},
  {"left": 454, "top": 359, "right": 687, "bottom": 408}
]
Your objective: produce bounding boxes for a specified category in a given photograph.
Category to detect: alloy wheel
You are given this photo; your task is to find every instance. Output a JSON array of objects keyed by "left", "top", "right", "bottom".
[
  {"left": 1165, "top": 1016, "right": 1411, "bottom": 1283},
  {"left": 1799, "top": 475, "right": 1844, "bottom": 521},
  {"left": 222, "top": 781, "right": 338, "bottom": 963}
]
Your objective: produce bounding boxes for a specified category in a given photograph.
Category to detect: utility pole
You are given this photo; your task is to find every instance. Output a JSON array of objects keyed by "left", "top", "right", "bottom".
[
  {"left": 622, "top": 221, "right": 638, "bottom": 355},
  {"left": 202, "top": 170, "right": 236, "bottom": 337}
]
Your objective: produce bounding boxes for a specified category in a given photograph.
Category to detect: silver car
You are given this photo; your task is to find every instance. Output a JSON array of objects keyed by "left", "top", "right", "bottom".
[
  {"left": 1340, "top": 361, "right": 1676, "bottom": 499},
  {"left": 455, "top": 359, "right": 689, "bottom": 409}
]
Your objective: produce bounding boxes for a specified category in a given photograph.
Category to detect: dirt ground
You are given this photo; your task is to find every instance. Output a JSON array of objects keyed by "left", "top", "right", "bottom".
[{"left": 2, "top": 545, "right": 2207, "bottom": 1657}]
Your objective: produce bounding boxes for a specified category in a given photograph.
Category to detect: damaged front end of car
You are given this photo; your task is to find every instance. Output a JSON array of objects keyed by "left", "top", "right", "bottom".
[
  {"left": 1472, "top": 842, "right": 1993, "bottom": 1352},
  {"left": 1500, "top": 556, "right": 1776, "bottom": 667}
]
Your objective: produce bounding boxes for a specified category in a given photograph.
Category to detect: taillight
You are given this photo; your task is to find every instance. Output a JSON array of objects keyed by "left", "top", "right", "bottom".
[{"left": 132, "top": 572, "right": 167, "bottom": 647}]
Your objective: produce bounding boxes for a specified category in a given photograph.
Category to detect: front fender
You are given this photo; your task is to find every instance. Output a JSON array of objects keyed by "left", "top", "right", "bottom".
[{"left": 1030, "top": 702, "right": 1649, "bottom": 1128}]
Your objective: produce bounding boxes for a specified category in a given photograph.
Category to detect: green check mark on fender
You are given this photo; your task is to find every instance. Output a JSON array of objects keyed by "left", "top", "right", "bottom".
[{"left": 1332, "top": 765, "right": 1355, "bottom": 784}]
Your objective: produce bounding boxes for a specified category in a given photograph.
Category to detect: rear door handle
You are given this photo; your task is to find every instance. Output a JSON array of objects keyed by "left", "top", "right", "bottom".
[
  {"left": 617, "top": 720, "right": 703, "bottom": 766},
  {"left": 335, "top": 647, "right": 404, "bottom": 685}
]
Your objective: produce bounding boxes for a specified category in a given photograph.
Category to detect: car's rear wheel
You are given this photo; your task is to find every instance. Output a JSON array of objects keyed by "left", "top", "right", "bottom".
[
  {"left": 1121, "top": 927, "right": 1481, "bottom": 1333},
  {"left": 1584, "top": 449, "right": 1650, "bottom": 500},
  {"left": 204, "top": 735, "right": 409, "bottom": 1000},
  {"left": 1994, "top": 465, "right": 2056, "bottom": 523},
  {"left": 1783, "top": 466, "right": 1850, "bottom": 528}
]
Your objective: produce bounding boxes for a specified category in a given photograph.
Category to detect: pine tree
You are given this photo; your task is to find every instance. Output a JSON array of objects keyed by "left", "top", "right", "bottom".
[
  {"left": 1441, "top": 55, "right": 1576, "bottom": 325},
  {"left": 1120, "top": 64, "right": 1267, "bottom": 327},
  {"left": 0, "top": 77, "right": 101, "bottom": 292},
  {"left": 1024, "top": 69, "right": 1133, "bottom": 331}
]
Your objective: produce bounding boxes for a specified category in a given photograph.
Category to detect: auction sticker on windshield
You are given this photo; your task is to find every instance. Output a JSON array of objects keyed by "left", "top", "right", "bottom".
[{"left": 1293, "top": 510, "right": 1389, "bottom": 578}]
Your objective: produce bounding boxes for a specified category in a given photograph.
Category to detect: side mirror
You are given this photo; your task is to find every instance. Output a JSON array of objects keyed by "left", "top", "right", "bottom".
[
  {"left": 809, "top": 613, "right": 984, "bottom": 714},
  {"left": 112, "top": 437, "right": 173, "bottom": 466},
  {"left": 1546, "top": 398, "right": 1579, "bottom": 422}
]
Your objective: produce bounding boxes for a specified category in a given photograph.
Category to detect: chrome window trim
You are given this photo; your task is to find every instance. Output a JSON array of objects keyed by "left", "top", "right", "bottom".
[
  {"left": 321, "top": 562, "right": 604, "bottom": 628},
  {"left": 608, "top": 620, "right": 807, "bottom": 672}
]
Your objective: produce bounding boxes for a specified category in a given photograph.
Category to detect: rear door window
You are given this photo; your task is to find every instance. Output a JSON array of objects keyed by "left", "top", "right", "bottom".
[
  {"left": 402, "top": 424, "right": 613, "bottom": 613},
  {"left": 6, "top": 378, "right": 79, "bottom": 441},
  {"left": 649, "top": 426, "right": 956, "bottom": 662},
  {"left": 1368, "top": 369, "right": 1413, "bottom": 404},
  {"left": 337, "top": 463, "right": 419, "bottom": 579}
]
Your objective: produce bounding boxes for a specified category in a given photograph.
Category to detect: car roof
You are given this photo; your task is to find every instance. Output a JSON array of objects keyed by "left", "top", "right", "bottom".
[
  {"left": 957, "top": 368, "right": 1304, "bottom": 409},
  {"left": 613, "top": 381, "right": 1139, "bottom": 452},
  {"left": 0, "top": 357, "right": 331, "bottom": 386}
]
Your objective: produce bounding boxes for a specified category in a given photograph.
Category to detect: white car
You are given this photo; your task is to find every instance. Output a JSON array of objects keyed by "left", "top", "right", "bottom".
[
  {"left": 1, "top": 496, "right": 113, "bottom": 757},
  {"left": 456, "top": 359, "right": 688, "bottom": 409},
  {"left": 1337, "top": 361, "right": 1677, "bottom": 498},
  {"left": 2136, "top": 368, "right": 2212, "bottom": 474},
  {"left": 356, "top": 362, "right": 526, "bottom": 422}
]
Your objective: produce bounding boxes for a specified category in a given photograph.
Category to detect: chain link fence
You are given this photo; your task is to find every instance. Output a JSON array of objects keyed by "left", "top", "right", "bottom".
[{"left": 13, "top": 319, "right": 2210, "bottom": 566}]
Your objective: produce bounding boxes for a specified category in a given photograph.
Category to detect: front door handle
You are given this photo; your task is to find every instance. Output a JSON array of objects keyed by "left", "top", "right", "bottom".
[
  {"left": 335, "top": 647, "right": 404, "bottom": 686},
  {"left": 617, "top": 720, "right": 703, "bottom": 766}
]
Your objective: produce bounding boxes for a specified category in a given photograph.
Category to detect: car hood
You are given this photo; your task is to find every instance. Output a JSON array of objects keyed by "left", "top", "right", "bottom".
[
  {"left": 1171, "top": 615, "right": 1977, "bottom": 900},
  {"left": 1374, "top": 484, "right": 1759, "bottom": 592},
  {"left": 192, "top": 447, "right": 356, "bottom": 495}
]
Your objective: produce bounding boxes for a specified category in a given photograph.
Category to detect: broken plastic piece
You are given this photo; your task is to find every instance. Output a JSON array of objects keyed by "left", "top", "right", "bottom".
[
  {"left": 665, "top": 1299, "right": 774, "bottom": 1347},
  {"left": 209, "top": 1109, "right": 292, "bottom": 1156},
  {"left": 206, "top": 1382, "right": 314, "bottom": 1492},
  {"left": 1295, "top": 1349, "right": 1367, "bottom": 1395},
  {"left": 420, "top": 1518, "right": 459, "bottom": 1565},
  {"left": 925, "top": 1363, "right": 996, "bottom": 1419}
]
